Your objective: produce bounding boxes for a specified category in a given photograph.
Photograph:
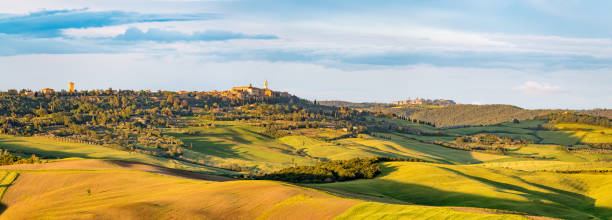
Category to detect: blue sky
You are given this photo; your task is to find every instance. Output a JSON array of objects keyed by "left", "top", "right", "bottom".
[{"left": 0, "top": 0, "right": 610, "bottom": 109}]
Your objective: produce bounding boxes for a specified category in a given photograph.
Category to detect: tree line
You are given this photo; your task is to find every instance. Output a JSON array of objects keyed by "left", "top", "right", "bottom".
[{"left": 259, "top": 157, "right": 421, "bottom": 183}]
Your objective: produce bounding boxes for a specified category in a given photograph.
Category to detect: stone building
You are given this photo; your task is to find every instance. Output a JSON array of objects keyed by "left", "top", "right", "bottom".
[{"left": 42, "top": 88, "right": 54, "bottom": 94}]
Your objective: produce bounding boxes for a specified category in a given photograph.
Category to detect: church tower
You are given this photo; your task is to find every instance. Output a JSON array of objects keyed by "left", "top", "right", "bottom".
[
  {"left": 264, "top": 79, "right": 272, "bottom": 97},
  {"left": 69, "top": 82, "right": 75, "bottom": 92}
]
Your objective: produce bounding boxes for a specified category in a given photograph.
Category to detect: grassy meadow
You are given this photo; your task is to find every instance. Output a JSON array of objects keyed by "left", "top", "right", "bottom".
[
  {"left": 0, "top": 159, "right": 529, "bottom": 220},
  {"left": 553, "top": 123, "right": 612, "bottom": 144},
  {"left": 315, "top": 161, "right": 612, "bottom": 219},
  {"left": 0, "top": 134, "right": 229, "bottom": 174}
]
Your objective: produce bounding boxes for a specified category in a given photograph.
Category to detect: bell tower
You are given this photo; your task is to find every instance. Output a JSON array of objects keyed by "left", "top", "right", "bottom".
[{"left": 264, "top": 80, "right": 268, "bottom": 90}]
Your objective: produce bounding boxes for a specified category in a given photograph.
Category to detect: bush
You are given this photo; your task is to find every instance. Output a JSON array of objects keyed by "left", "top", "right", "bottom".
[{"left": 0, "top": 149, "right": 40, "bottom": 165}]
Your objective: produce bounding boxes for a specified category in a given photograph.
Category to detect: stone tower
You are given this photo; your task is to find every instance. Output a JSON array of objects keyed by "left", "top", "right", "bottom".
[
  {"left": 265, "top": 80, "right": 268, "bottom": 90},
  {"left": 69, "top": 82, "right": 75, "bottom": 92}
]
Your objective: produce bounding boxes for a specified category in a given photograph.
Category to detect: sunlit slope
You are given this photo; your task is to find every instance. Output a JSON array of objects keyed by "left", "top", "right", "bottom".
[
  {"left": 169, "top": 125, "right": 318, "bottom": 171},
  {"left": 445, "top": 120, "right": 612, "bottom": 146},
  {"left": 281, "top": 134, "right": 508, "bottom": 164},
  {"left": 0, "top": 171, "right": 17, "bottom": 199},
  {"left": 316, "top": 161, "right": 612, "bottom": 220},
  {"left": 0, "top": 135, "right": 226, "bottom": 174},
  {"left": 0, "top": 160, "right": 528, "bottom": 220},
  {"left": 172, "top": 123, "right": 508, "bottom": 172},
  {"left": 553, "top": 123, "right": 612, "bottom": 144},
  {"left": 0, "top": 171, "right": 355, "bottom": 219},
  {"left": 479, "top": 160, "right": 612, "bottom": 172},
  {"left": 336, "top": 203, "right": 528, "bottom": 220}
]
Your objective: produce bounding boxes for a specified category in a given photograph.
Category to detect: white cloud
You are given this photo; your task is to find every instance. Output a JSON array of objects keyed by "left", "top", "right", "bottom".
[{"left": 513, "top": 81, "right": 561, "bottom": 94}]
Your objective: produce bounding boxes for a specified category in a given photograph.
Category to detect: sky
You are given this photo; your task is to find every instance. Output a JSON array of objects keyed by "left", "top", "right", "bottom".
[{"left": 0, "top": 0, "right": 611, "bottom": 109}]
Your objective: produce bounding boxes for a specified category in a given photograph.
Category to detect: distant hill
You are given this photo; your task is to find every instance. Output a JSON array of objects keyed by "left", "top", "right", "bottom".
[
  {"left": 319, "top": 101, "right": 563, "bottom": 127},
  {"left": 582, "top": 109, "right": 612, "bottom": 119},
  {"left": 409, "top": 104, "right": 559, "bottom": 128}
]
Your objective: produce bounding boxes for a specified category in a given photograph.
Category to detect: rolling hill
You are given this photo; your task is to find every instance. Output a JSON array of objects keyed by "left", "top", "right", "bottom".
[
  {"left": 0, "top": 159, "right": 529, "bottom": 220},
  {"left": 315, "top": 161, "right": 612, "bottom": 220}
]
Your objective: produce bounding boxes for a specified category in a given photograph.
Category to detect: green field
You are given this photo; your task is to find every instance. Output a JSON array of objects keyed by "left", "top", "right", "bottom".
[
  {"left": 167, "top": 124, "right": 318, "bottom": 172},
  {"left": 445, "top": 122, "right": 538, "bottom": 136},
  {"left": 505, "top": 144, "right": 588, "bottom": 162},
  {"left": 315, "top": 161, "right": 612, "bottom": 219},
  {"left": 0, "top": 135, "right": 228, "bottom": 174},
  {"left": 336, "top": 202, "right": 527, "bottom": 220},
  {"left": 553, "top": 123, "right": 612, "bottom": 144},
  {"left": 165, "top": 121, "right": 515, "bottom": 173},
  {"left": 444, "top": 120, "right": 612, "bottom": 147},
  {"left": 478, "top": 160, "right": 612, "bottom": 172}
]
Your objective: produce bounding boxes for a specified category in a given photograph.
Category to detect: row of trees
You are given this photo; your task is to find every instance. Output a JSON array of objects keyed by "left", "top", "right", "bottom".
[{"left": 260, "top": 157, "right": 420, "bottom": 183}]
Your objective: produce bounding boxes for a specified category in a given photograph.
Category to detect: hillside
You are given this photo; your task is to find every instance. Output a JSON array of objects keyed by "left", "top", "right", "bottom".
[
  {"left": 0, "top": 159, "right": 528, "bottom": 219},
  {"left": 409, "top": 104, "right": 559, "bottom": 127},
  {"left": 0, "top": 134, "right": 230, "bottom": 175},
  {"left": 315, "top": 161, "right": 612, "bottom": 220},
  {"left": 583, "top": 109, "right": 612, "bottom": 119}
]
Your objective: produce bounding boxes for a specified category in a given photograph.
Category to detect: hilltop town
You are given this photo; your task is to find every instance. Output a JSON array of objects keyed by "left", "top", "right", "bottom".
[
  {"left": 9, "top": 80, "right": 291, "bottom": 100},
  {"left": 391, "top": 98, "right": 456, "bottom": 106}
]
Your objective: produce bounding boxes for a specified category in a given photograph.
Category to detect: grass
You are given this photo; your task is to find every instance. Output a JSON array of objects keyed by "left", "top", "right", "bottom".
[
  {"left": 0, "top": 160, "right": 526, "bottom": 220},
  {"left": 446, "top": 125, "right": 533, "bottom": 136},
  {"left": 0, "top": 134, "right": 228, "bottom": 175},
  {"left": 315, "top": 161, "right": 612, "bottom": 220},
  {"left": 167, "top": 124, "right": 317, "bottom": 172},
  {"left": 0, "top": 171, "right": 351, "bottom": 219},
  {"left": 0, "top": 171, "right": 17, "bottom": 199},
  {"left": 499, "top": 120, "right": 546, "bottom": 129},
  {"left": 335, "top": 202, "right": 528, "bottom": 220},
  {"left": 282, "top": 132, "right": 508, "bottom": 164},
  {"left": 168, "top": 122, "right": 509, "bottom": 172},
  {"left": 553, "top": 123, "right": 612, "bottom": 144},
  {"left": 536, "top": 130, "right": 581, "bottom": 146},
  {"left": 478, "top": 160, "right": 612, "bottom": 172},
  {"left": 279, "top": 135, "right": 375, "bottom": 160},
  {"left": 506, "top": 144, "right": 588, "bottom": 162},
  {"left": 444, "top": 120, "right": 612, "bottom": 147},
  {"left": 400, "top": 134, "right": 457, "bottom": 142}
]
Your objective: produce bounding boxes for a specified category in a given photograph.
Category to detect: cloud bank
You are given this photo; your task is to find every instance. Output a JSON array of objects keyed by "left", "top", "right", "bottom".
[
  {"left": 114, "top": 27, "right": 278, "bottom": 42},
  {"left": 0, "top": 9, "right": 217, "bottom": 37},
  {"left": 513, "top": 81, "right": 562, "bottom": 95}
]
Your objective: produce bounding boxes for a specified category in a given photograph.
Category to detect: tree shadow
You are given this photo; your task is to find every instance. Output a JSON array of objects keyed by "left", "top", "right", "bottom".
[
  {"left": 433, "top": 167, "right": 610, "bottom": 219},
  {"left": 0, "top": 203, "right": 6, "bottom": 216},
  {"left": 314, "top": 163, "right": 612, "bottom": 219},
  {"left": 328, "top": 178, "right": 608, "bottom": 219},
  {"left": 535, "top": 130, "right": 582, "bottom": 146},
  {"left": 181, "top": 137, "right": 246, "bottom": 159},
  {"left": 388, "top": 136, "right": 482, "bottom": 164},
  {"left": 0, "top": 138, "right": 94, "bottom": 159}
]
